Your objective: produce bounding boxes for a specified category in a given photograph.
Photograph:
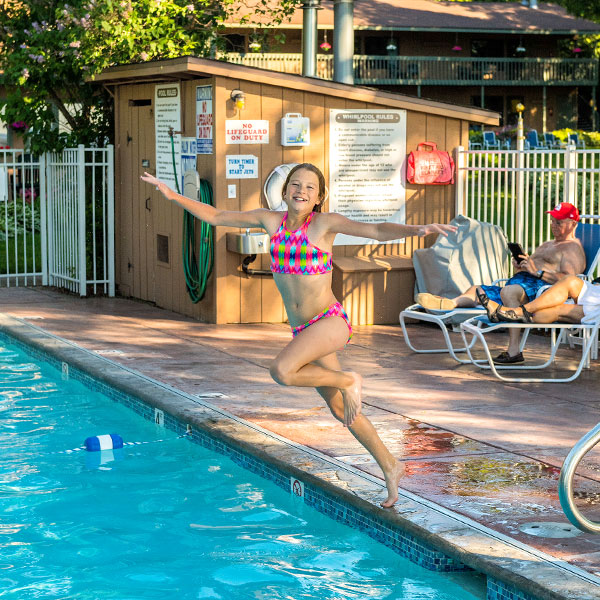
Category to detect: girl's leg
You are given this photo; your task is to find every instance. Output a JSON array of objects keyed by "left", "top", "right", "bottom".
[
  {"left": 270, "top": 316, "right": 361, "bottom": 426},
  {"left": 314, "top": 352, "right": 404, "bottom": 508}
]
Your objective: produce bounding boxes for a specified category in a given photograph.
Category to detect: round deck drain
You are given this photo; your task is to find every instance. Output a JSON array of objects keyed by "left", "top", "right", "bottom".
[{"left": 519, "top": 521, "right": 582, "bottom": 538}]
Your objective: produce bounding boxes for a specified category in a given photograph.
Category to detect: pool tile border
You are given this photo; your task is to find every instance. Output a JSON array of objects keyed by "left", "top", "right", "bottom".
[{"left": 2, "top": 313, "right": 599, "bottom": 600}]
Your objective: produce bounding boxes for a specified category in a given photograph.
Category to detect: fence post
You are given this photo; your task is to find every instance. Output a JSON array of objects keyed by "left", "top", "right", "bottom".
[
  {"left": 455, "top": 146, "right": 465, "bottom": 216},
  {"left": 77, "top": 145, "right": 86, "bottom": 296},
  {"left": 564, "top": 143, "right": 577, "bottom": 206},
  {"left": 39, "top": 153, "right": 48, "bottom": 286},
  {"left": 107, "top": 145, "right": 115, "bottom": 297},
  {"left": 515, "top": 104, "right": 525, "bottom": 244}
]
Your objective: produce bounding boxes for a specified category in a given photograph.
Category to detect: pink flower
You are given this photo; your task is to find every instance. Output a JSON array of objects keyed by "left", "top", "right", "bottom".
[
  {"left": 69, "top": 40, "right": 81, "bottom": 48},
  {"left": 573, "top": 47, "right": 582, "bottom": 53},
  {"left": 452, "top": 45, "right": 462, "bottom": 51},
  {"left": 140, "top": 51, "right": 149, "bottom": 61}
]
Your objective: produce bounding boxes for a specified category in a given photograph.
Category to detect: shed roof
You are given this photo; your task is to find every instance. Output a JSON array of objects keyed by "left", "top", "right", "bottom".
[
  {"left": 229, "top": 0, "right": 600, "bottom": 35},
  {"left": 94, "top": 56, "right": 499, "bottom": 125}
]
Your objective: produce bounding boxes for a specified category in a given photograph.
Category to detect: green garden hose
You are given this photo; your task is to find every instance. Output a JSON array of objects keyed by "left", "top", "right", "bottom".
[{"left": 170, "top": 133, "right": 214, "bottom": 303}]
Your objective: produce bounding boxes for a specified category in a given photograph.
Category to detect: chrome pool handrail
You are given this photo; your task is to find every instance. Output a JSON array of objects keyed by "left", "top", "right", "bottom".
[{"left": 558, "top": 422, "right": 600, "bottom": 533}]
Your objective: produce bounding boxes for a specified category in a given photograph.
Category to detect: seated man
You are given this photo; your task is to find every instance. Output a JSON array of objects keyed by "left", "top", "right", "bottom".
[
  {"left": 479, "top": 274, "right": 600, "bottom": 325},
  {"left": 417, "top": 202, "right": 586, "bottom": 364}
]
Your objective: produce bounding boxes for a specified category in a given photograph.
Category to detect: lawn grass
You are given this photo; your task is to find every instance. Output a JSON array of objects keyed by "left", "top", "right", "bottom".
[{"left": 0, "top": 233, "right": 42, "bottom": 275}]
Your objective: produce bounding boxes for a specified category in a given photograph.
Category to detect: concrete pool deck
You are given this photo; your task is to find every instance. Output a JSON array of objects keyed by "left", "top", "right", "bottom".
[{"left": 2, "top": 286, "right": 600, "bottom": 597}]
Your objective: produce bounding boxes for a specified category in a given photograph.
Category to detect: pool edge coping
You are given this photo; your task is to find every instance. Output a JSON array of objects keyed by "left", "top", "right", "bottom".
[{"left": 1, "top": 312, "right": 598, "bottom": 600}]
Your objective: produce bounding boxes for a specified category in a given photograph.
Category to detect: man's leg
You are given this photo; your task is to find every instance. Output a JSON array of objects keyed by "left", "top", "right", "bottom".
[
  {"left": 417, "top": 285, "right": 481, "bottom": 310},
  {"left": 499, "top": 284, "right": 528, "bottom": 358}
]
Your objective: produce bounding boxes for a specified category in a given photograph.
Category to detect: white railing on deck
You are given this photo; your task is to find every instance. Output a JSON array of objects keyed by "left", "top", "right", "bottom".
[
  {"left": 456, "top": 146, "right": 600, "bottom": 277},
  {"left": 223, "top": 53, "right": 598, "bottom": 86},
  {"left": 0, "top": 145, "right": 114, "bottom": 296}
]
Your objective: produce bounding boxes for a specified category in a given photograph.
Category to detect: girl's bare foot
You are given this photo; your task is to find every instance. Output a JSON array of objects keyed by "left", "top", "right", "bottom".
[
  {"left": 380, "top": 461, "right": 405, "bottom": 508},
  {"left": 341, "top": 372, "right": 362, "bottom": 427}
]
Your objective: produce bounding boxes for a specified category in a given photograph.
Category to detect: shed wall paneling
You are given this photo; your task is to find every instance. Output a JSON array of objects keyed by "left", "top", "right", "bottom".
[
  {"left": 181, "top": 79, "right": 217, "bottom": 323},
  {"left": 424, "top": 114, "right": 448, "bottom": 234},
  {"left": 138, "top": 85, "right": 155, "bottom": 305},
  {"left": 116, "top": 84, "right": 134, "bottom": 298},
  {"left": 258, "top": 84, "right": 286, "bottom": 324},
  {"left": 238, "top": 80, "right": 264, "bottom": 324},
  {"left": 114, "top": 86, "right": 129, "bottom": 297},
  {"left": 216, "top": 77, "right": 242, "bottom": 324},
  {"left": 404, "top": 110, "right": 428, "bottom": 258}
]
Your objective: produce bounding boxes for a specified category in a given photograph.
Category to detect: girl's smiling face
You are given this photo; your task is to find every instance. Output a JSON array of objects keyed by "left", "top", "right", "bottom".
[{"left": 284, "top": 168, "right": 322, "bottom": 213}]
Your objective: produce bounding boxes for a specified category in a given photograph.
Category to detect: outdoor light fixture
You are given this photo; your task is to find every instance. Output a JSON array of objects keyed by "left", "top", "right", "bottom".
[
  {"left": 249, "top": 33, "right": 261, "bottom": 52},
  {"left": 230, "top": 89, "right": 246, "bottom": 110}
]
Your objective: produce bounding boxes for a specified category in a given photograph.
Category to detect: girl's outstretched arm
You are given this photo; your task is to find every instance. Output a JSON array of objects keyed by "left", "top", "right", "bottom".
[
  {"left": 324, "top": 213, "right": 457, "bottom": 241},
  {"left": 140, "top": 172, "right": 270, "bottom": 229}
]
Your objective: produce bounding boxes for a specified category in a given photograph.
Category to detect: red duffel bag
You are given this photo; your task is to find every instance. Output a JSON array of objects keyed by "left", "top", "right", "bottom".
[{"left": 406, "top": 142, "right": 455, "bottom": 185}]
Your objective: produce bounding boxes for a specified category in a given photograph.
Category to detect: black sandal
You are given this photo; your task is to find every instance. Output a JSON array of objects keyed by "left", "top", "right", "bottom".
[
  {"left": 476, "top": 289, "right": 499, "bottom": 322},
  {"left": 497, "top": 305, "right": 534, "bottom": 323}
]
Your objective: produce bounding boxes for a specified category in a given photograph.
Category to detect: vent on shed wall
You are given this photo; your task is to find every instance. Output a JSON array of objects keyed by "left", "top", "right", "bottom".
[
  {"left": 129, "top": 99, "right": 152, "bottom": 107},
  {"left": 157, "top": 234, "right": 169, "bottom": 264}
]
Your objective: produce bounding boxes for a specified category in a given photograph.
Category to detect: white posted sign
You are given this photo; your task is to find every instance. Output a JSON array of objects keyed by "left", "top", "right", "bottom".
[
  {"left": 225, "top": 120, "right": 269, "bottom": 144},
  {"left": 329, "top": 109, "right": 407, "bottom": 246},
  {"left": 155, "top": 83, "right": 181, "bottom": 190},
  {"left": 226, "top": 155, "right": 259, "bottom": 179}
]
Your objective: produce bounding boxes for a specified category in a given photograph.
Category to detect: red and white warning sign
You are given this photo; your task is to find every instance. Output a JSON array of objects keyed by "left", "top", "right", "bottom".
[
  {"left": 225, "top": 120, "right": 269, "bottom": 144},
  {"left": 290, "top": 477, "right": 305, "bottom": 498}
]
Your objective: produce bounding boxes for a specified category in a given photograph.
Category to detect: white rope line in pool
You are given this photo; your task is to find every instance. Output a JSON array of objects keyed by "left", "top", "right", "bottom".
[{"left": 53, "top": 431, "right": 191, "bottom": 455}]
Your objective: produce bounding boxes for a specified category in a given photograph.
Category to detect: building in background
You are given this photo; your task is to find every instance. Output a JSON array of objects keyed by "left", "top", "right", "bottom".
[{"left": 223, "top": 0, "right": 600, "bottom": 132}]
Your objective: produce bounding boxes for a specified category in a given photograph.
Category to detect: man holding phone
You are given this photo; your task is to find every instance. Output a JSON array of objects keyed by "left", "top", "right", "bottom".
[{"left": 417, "top": 202, "right": 586, "bottom": 363}]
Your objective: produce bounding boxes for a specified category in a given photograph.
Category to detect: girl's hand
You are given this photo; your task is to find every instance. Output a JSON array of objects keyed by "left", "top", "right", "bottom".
[
  {"left": 140, "top": 172, "right": 168, "bottom": 194},
  {"left": 418, "top": 223, "right": 458, "bottom": 237}
]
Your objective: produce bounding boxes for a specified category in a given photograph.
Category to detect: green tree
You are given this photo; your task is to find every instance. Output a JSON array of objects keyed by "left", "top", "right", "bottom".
[{"left": 0, "top": 0, "right": 300, "bottom": 153}]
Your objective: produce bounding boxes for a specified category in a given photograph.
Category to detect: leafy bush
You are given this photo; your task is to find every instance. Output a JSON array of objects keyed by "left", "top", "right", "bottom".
[{"left": 0, "top": 200, "right": 41, "bottom": 241}]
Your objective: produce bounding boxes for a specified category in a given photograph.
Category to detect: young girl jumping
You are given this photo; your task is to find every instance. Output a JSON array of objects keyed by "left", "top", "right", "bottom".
[{"left": 141, "top": 163, "right": 455, "bottom": 507}]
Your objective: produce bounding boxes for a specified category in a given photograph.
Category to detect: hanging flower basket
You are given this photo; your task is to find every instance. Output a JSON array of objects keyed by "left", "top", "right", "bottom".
[
  {"left": 10, "top": 121, "right": 28, "bottom": 132},
  {"left": 320, "top": 41, "right": 331, "bottom": 52}
]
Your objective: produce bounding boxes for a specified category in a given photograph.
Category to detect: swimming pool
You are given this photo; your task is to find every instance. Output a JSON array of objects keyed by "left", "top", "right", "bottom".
[{"left": 0, "top": 339, "right": 485, "bottom": 599}]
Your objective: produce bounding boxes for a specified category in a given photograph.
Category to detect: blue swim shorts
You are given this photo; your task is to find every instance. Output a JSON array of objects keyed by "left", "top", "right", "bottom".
[{"left": 479, "top": 271, "right": 546, "bottom": 304}]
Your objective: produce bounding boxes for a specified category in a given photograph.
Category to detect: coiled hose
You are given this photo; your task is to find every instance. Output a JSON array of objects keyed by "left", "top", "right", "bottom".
[{"left": 170, "top": 133, "right": 214, "bottom": 303}]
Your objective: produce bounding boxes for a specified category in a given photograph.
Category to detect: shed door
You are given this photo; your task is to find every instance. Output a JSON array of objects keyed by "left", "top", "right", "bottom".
[{"left": 117, "top": 85, "right": 155, "bottom": 302}]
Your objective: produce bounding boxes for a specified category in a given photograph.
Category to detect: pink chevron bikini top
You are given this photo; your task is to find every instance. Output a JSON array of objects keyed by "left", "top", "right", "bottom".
[{"left": 270, "top": 212, "right": 333, "bottom": 275}]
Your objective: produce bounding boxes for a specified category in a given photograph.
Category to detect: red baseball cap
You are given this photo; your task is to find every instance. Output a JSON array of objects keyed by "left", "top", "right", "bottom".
[{"left": 546, "top": 202, "right": 580, "bottom": 221}]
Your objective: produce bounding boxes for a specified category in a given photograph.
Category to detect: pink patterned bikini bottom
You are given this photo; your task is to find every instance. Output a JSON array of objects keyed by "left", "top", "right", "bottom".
[{"left": 291, "top": 301, "right": 353, "bottom": 344}]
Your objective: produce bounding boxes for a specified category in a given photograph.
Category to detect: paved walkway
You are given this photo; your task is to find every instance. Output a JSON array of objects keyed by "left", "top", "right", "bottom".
[{"left": 2, "top": 287, "right": 600, "bottom": 580}]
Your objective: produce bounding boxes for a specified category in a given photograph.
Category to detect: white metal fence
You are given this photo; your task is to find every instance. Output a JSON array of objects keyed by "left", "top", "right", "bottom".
[
  {"left": 0, "top": 145, "right": 114, "bottom": 296},
  {"left": 456, "top": 146, "right": 600, "bottom": 271}
]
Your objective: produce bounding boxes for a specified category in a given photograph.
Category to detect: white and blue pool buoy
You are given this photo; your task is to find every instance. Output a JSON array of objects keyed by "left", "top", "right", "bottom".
[{"left": 84, "top": 434, "right": 124, "bottom": 452}]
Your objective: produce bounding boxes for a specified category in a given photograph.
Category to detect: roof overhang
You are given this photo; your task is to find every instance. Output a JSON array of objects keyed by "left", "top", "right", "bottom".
[{"left": 93, "top": 56, "right": 500, "bottom": 126}]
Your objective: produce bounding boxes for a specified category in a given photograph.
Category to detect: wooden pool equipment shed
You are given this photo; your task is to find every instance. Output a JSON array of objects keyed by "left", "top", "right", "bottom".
[{"left": 95, "top": 57, "right": 498, "bottom": 324}]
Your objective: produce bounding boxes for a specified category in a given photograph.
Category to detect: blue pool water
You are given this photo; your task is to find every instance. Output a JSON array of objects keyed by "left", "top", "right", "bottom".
[{"left": 0, "top": 340, "right": 484, "bottom": 599}]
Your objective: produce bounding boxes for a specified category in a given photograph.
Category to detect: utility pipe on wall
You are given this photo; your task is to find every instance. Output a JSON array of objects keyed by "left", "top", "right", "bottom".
[
  {"left": 333, "top": 0, "right": 354, "bottom": 84},
  {"left": 301, "top": 0, "right": 321, "bottom": 77}
]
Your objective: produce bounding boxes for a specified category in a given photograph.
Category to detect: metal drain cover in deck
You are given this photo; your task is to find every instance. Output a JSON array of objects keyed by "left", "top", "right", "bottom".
[{"left": 519, "top": 521, "right": 582, "bottom": 538}]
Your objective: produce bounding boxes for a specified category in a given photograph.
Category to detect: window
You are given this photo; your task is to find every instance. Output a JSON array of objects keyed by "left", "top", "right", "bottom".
[{"left": 471, "top": 39, "right": 504, "bottom": 58}]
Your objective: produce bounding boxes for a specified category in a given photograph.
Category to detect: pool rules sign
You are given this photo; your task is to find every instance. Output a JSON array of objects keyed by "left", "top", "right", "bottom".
[
  {"left": 329, "top": 109, "right": 407, "bottom": 246},
  {"left": 155, "top": 83, "right": 181, "bottom": 189}
]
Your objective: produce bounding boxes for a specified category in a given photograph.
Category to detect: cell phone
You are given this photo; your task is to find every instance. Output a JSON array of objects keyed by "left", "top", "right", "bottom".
[{"left": 507, "top": 242, "right": 526, "bottom": 264}]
